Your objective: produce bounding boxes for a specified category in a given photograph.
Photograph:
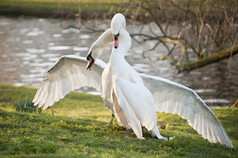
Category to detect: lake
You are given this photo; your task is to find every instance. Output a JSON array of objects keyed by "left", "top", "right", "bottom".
[{"left": 0, "top": 16, "right": 237, "bottom": 108}]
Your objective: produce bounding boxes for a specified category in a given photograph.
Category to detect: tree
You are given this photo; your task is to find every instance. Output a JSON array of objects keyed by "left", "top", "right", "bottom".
[{"left": 127, "top": 0, "right": 238, "bottom": 72}]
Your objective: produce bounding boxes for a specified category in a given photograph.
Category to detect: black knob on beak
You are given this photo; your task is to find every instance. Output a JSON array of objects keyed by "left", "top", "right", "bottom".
[{"left": 86, "top": 52, "right": 93, "bottom": 60}]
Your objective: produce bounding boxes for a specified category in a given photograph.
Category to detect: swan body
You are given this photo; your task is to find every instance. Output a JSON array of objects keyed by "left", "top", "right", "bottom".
[
  {"left": 103, "top": 27, "right": 165, "bottom": 139},
  {"left": 33, "top": 13, "right": 233, "bottom": 148}
]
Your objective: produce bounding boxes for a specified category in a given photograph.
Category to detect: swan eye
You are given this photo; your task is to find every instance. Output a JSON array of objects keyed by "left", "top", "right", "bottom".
[{"left": 114, "top": 33, "right": 120, "bottom": 40}]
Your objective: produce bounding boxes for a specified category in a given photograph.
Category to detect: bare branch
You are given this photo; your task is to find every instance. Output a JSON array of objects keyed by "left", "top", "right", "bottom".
[
  {"left": 142, "top": 41, "right": 160, "bottom": 57},
  {"left": 127, "top": 0, "right": 238, "bottom": 71}
]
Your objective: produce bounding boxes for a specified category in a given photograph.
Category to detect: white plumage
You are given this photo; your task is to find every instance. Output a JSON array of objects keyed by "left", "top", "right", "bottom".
[
  {"left": 141, "top": 74, "right": 233, "bottom": 147},
  {"left": 33, "top": 13, "right": 233, "bottom": 148},
  {"left": 33, "top": 56, "right": 106, "bottom": 110}
]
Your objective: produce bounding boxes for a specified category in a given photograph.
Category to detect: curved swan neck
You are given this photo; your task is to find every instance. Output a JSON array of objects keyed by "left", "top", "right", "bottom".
[{"left": 93, "top": 28, "right": 113, "bottom": 49}]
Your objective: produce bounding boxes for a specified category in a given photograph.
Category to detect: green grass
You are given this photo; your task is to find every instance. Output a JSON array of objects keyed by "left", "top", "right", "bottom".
[
  {"left": 0, "top": 83, "right": 237, "bottom": 157},
  {"left": 0, "top": 0, "right": 122, "bottom": 13}
]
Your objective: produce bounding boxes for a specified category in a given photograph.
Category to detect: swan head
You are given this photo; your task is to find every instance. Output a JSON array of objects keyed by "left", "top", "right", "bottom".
[
  {"left": 86, "top": 13, "right": 126, "bottom": 70},
  {"left": 111, "top": 13, "right": 126, "bottom": 49},
  {"left": 86, "top": 44, "right": 103, "bottom": 70}
]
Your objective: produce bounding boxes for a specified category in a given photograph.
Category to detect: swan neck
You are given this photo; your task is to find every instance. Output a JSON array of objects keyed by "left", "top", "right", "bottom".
[{"left": 94, "top": 28, "right": 113, "bottom": 49}]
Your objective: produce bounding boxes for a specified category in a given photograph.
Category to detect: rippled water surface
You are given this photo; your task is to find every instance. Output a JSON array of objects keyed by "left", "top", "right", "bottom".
[{"left": 0, "top": 16, "right": 237, "bottom": 107}]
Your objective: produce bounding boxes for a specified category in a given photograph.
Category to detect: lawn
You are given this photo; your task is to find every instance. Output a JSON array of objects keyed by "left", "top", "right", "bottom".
[{"left": 0, "top": 83, "right": 237, "bottom": 157}]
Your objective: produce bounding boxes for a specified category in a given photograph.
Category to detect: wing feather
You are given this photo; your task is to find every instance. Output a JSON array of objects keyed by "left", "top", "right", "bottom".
[
  {"left": 33, "top": 55, "right": 106, "bottom": 110},
  {"left": 140, "top": 73, "right": 233, "bottom": 148}
]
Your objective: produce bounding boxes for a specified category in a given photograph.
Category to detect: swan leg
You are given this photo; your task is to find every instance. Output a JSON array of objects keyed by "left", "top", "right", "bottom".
[{"left": 108, "top": 113, "right": 115, "bottom": 128}]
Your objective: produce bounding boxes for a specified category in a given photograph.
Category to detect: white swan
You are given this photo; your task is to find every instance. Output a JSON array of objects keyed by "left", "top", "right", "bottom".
[{"left": 33, "top": 13, "right": 233, "bottom": 148}]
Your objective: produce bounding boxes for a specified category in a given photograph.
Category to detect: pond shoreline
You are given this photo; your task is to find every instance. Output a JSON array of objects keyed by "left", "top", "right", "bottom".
[
  {"left": 0, "top": 7, "right": 144, "bottom": 21},
  {"left": 0, "top": 7, "right": 107, "bottom": 19},
  {"left": 1, "top": 6, "right": 234, "bottom": 22}
]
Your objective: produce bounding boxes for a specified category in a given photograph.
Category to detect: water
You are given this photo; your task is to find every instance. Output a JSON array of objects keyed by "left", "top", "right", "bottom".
[{"left": 0, "top": 16, "right": 237, "bottom": 108}]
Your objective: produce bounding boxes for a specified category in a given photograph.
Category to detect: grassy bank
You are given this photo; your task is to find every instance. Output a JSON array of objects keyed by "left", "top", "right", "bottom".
[
  {"left": 0, "top": 83, "right": 237, "bottom": 157},
  {"left": 0, "top": 0, "right": 120, "bottom": 11},
  {"left": 0, "top": 0, "right": 123, "bottom": 18}
]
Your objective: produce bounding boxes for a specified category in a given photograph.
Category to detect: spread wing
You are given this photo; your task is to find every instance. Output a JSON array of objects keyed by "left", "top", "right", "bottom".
[
  {"left": 140, "top": 73, "right": 233, "bottom": 148},
  {"left": 33, "top": 55, "right": 106, "bottom": 110}
]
